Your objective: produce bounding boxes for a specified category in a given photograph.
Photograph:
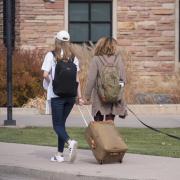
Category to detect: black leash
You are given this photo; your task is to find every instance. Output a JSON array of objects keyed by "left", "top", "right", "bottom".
[{"left": 127, "top": 107, "right": 180, "bottom": 141}]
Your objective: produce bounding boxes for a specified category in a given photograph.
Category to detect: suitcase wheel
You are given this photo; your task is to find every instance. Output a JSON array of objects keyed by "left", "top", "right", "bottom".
[{"left": 99, "top": 160, "right": 103, "bottom": 165}]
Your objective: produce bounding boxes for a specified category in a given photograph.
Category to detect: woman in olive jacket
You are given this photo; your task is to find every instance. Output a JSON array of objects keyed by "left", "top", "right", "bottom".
[{"left": 85, "top": 37, "right": 127, "bottom": 121}]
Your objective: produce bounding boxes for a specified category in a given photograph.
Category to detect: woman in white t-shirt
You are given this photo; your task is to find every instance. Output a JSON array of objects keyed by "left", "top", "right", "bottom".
[{"left": 41, "top": 30, "right": 83, "bottom": 163}]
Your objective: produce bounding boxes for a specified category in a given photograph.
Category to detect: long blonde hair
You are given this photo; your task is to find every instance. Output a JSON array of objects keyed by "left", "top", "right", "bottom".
[
  {"left": 94, "top": 37, "right": 117, "bottom": 56},
  {"left": 54, "top": 39, "right": 74, "bottom": 61}
]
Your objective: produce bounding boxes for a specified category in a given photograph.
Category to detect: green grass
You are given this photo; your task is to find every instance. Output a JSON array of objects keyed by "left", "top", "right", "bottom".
[{"left": 0, "top": 127, "right": 180, "bottom": 158}]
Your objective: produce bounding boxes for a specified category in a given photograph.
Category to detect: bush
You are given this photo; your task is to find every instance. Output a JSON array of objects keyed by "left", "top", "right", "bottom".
[{"left": 0, "top": 43, "right": 44, "bottom": 107}]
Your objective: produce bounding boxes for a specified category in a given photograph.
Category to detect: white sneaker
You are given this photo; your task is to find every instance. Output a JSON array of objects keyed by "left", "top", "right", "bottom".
[
  {"left": 68, "top": 140, "right": 78, "bottom": 162},
  {"left": 50, "top": 155, "right": 65, "bottom": 162}
]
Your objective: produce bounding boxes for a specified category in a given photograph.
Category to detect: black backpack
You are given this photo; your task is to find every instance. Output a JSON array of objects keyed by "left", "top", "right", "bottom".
[{"left": 52, "top": 51, "right": 78, "bottom": 97}]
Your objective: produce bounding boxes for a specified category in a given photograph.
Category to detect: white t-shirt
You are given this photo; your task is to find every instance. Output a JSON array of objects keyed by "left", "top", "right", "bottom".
[{"left": 41, "top": 51, "right": 80, "bottom": 100}]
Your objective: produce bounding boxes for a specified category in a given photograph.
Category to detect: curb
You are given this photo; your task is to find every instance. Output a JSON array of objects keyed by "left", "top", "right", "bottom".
[
  {"left": 0, "top": 104, "right": 180, "bottom": 115},
  {"left": 127, "top": 104, "right": 180, "bottom": 114},
  {"left": 72, "top": 104, "right": 180, "bottom": 115},
  {"left": 0, "top": 108, "right": 39, "bottom": 115},
  {"left": 0, "top": 165, "right": 135, "bottom": 180}
]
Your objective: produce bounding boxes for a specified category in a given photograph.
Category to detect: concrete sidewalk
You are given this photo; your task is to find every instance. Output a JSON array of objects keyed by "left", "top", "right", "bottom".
[
  {"left": 0, "top": 142, "right": 180, "bottom": 180},
  {"left": 0, "top": 105, "right": 180, "bottom": 128}
]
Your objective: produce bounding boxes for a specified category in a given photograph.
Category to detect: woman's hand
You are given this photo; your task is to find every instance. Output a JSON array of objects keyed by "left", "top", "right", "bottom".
[
  {"left": 76, "top": 97, "right": 84, "bottom": 106},
  {"left": 83, "top": 98, "right": 91, "bottom": 105},
  {"left": 78, "top": 97, "right": 84, "bottom": 106}
]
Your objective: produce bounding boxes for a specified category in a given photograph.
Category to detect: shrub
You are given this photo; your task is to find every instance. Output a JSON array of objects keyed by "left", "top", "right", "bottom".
[{"left": 0, "top": 43, "right": 44, "bottom": 107}]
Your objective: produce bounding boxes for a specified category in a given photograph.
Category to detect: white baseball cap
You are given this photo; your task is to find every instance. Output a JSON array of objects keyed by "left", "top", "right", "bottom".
[{"left": 55, "top": 30, "right": 70, "bottom": 41}]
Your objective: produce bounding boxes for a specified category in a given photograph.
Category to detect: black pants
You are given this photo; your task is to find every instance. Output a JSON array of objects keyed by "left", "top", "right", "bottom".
[{"left": 94, "top": 111, "right": 115, "bottom": 121}]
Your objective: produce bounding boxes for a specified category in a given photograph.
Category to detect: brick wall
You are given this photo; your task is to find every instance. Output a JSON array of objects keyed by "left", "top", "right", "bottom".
[
  {"left": 17, "top": 0, "right": 65, "bottom": 49},
  {"left": 117, "top": 0, "right": 175, "bottom": 77},
  {"left": 0, "top": 0, "right": 3, "bottom": 40},
  {"left": 117, "top": 0, "right": 177, "bottom": 93}
]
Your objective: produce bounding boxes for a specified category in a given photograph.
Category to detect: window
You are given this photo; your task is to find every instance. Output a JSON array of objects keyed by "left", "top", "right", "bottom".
[{"left": 69, "top": 0, "right": 112, "bottom": 43}]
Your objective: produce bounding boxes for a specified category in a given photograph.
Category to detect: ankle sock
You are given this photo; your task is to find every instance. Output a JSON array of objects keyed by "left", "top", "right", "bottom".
[
  {"left": 57, "top": 152, "right": 63, "bottom": 156},
  {"left": 67, "top": 139, "right": 72, "bottom": 146}
]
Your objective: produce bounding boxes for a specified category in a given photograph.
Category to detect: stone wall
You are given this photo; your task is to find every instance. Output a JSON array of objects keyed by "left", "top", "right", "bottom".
[
  {"left": 0, "top": 0, "right": 3, "bottom": 40},
  {"left": 117, "top": 0, "right": 175, "bottom": 77},
  {"left": 17, "top": 0, "right": 65, "bottom": 49},
  {"left": 117, "top": 0, "right": 177, "bottom": 94}
]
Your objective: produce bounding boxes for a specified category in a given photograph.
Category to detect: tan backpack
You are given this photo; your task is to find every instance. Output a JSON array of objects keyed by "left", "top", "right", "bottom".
[{"left": 97, "top": 56, "right": 123, "bottom": 103}]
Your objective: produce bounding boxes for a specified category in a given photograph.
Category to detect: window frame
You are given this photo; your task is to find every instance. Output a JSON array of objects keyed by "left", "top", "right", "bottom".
[{"left": 68, "top": 0, "right": 112, "bottom": 44}]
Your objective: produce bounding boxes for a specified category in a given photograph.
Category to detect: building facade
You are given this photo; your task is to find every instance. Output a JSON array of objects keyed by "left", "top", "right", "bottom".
[
  {"left": 0, "top": 0, "right": 179, "bottom": 94},
  {"left": 0, "top": 0, "right": 2, "bottom": 40}
]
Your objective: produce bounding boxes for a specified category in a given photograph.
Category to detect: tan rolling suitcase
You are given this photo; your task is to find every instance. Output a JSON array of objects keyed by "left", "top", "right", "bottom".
[
  {"left": 85, "top": 120, "right": 128, "bottom": 164},
  {"left": 78, "top": 106, "right": 128, "bottom": 164}
]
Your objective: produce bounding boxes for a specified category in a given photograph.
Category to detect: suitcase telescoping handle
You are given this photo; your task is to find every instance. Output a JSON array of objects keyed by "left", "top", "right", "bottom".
[
  {"left": 77, "top": 105, "right": 94, "bottom": 127},
  {"left": 77, "top": 105, "right": 97, "bottom": 150}
]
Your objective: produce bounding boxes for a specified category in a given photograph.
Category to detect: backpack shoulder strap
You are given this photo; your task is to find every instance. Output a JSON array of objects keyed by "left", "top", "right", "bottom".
[
  {"left": 113, "top": 55, "right": 119, "bottom": 66},
  {"left": 98, "top": 56, "right": 108, "bottom": 66},
  {"left": 51, "top": 50, "right": 55, "bottom": 57},
  {"left": 69, "top": 56, "right": 75, "bottom": 63},
  {"left": 51, "top": 51, "right": 57, "bottom": 64},
  {"left": 99, "top": 55, "right": 118, "bottom": 66}
]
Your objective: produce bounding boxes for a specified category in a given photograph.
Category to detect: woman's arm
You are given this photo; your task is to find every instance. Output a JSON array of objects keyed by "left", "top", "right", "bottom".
[
  {"left": 76, "top": 72, "right": 82, "bottom": 99},
  {"left": 43, "top": 71, "right": 50, "bottom": 82},
  {"left": 85, "top": 57, "right": 98, "bottom": 100},
  {"left": 41, "top": 52, "right": 53, "bottom": 82},
  {"left": 76, "top": 72, "right": 84, "bottom": 105},
  {"left": 118, "top": 56, "right": 126, "bottom": 84}
]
